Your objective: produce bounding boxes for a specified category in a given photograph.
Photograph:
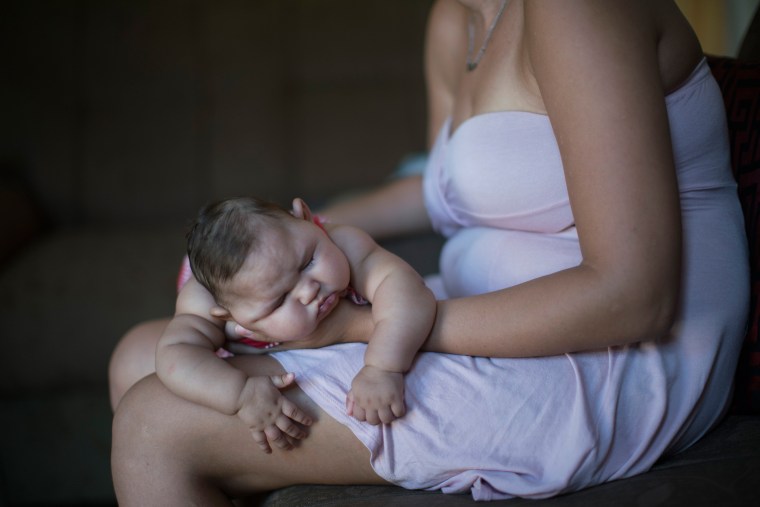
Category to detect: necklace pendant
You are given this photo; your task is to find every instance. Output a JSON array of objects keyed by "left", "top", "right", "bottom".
[{"left": 465, "top": 0, "right": 509, "bottom": 72}]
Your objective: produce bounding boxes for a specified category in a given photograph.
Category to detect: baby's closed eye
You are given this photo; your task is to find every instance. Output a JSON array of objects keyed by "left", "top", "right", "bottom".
[{"left": 301, "top": 256, "right": 315, "bottom": 272}]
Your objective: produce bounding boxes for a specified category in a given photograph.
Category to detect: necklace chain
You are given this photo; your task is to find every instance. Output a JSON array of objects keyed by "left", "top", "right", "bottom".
[{"left": 466, "top": 0, "right": 509, "bottom": 72}]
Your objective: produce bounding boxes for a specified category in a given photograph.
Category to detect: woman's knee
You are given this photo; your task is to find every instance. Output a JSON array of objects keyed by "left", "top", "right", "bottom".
[
  {"left": 111, "top": 367, "right": 384, "bottom": 501},
  {"left": 112, "top": 371, "right": 290, "bottom": 502},
  {"left": 108, "top": 318, "right": 169, "bottom": 411},
  {"left": 112, "top": 375, "right": 164, "bottom": 453},
  {"left": 111, "top": 374, "right": 204, "bottom": 504}
]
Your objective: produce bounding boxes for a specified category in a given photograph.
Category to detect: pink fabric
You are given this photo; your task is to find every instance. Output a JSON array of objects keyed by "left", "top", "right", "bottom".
[
  {"left": 274, "top": 59, "right": 748, "bottom": 500},
  {"left": 176, "top": 255, "right": 193, "bottom": 294}
]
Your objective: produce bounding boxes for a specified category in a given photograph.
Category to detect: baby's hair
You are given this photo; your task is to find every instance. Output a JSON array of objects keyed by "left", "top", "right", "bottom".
[{"left": 187, "top": 196, "right": 289, "bottom": 300}]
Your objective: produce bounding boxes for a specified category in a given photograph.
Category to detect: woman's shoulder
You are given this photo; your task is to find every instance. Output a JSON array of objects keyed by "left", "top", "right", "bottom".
[{"left": 521, "top": 0, "right": 701, "bottom": 92}]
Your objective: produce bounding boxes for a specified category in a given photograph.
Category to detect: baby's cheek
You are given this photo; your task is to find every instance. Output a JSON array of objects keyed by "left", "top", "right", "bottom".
[
  {"left": 259, "top": 318, "right": 301, "bottom": 342},
  {"left": 286, "top": 320, "right": 319, "bottom": 342}
]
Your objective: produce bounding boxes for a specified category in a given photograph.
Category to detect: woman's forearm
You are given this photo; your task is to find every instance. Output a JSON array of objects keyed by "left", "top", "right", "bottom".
[
  {"left": 335, "top": 256, "right": 676, "bottom": 360},
  {"left": 422, "top": 263, "right": 677, "bottom": 358}
]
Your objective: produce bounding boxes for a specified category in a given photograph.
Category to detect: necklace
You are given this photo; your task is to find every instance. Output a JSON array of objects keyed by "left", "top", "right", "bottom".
[{"left": 466, "top": 0, "right": 509, "bottom": 72}]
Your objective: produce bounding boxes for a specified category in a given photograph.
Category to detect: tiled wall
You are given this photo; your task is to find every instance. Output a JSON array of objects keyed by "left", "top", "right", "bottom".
[{"left": 2, "top": 0, "right": 433, "bottom": 226}]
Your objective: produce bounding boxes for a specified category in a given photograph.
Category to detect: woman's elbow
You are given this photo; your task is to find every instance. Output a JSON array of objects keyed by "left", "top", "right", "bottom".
[
  {"left": 623, "top": 277, "right": 680, "bottom": 344},
  {"left": 644, "top": 289, "right": 679, "bottom": 341}
]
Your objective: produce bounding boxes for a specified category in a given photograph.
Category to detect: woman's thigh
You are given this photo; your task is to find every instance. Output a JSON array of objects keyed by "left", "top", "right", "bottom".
[
  {"left": 108, "top": 317, "right": 170, "bottom": 410},
  {"left": 111, "top": 354, "right": 387, "bottom": 505}
]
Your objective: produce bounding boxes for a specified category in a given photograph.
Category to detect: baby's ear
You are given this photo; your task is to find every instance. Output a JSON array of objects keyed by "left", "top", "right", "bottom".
[
  {"left": 209, "top": 306, "right": 231, "bottom": 319},
  {"left": 291, "top": 197, "right": 313, "bottom": 221}
]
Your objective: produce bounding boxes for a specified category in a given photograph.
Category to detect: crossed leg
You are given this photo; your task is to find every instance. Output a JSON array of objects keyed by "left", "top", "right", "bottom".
[{"left": 111, "top": 344, "right": 388, "bottom": 506}]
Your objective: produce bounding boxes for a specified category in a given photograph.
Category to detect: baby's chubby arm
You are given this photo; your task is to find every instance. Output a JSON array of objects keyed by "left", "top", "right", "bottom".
[
  {"left": 329, "top": 225, "right": 436, "bottom": 424},
  {"left": 155, "top": 277, "right": 312, "bottom": 452}
]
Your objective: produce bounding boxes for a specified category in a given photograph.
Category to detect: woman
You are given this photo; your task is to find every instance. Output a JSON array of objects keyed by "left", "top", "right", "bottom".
[{"left": 110, "top": 0, "right": 749, "bottom": 503}]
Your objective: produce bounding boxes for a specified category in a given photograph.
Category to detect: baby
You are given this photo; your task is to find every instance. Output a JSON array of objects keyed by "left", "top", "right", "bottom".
[{"left": 155, "top": 196, "right": 436, "bottom": 453}]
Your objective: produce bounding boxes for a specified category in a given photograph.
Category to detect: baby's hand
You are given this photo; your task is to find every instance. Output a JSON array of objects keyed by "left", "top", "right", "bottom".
[
  {"left": 236, "top": 373, "right": 312, "bottom": 453},
  {"left": 347, "top": 365, "right": 405, "bottom": 425}
]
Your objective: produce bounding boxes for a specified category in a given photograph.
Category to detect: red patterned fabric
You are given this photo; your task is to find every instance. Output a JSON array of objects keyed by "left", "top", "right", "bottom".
[{"left": 707, "top": 55, "right": 760, "bottom": 414}]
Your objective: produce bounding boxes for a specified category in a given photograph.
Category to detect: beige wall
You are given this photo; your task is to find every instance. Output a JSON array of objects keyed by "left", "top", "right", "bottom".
[{"left": 677, "top": 0, "right": 759, "bottom": 56}]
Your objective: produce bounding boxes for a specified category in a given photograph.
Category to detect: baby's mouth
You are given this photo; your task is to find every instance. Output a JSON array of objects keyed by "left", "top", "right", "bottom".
[{"left": 318, "top": 292, "right": 339, "bottom": 318}]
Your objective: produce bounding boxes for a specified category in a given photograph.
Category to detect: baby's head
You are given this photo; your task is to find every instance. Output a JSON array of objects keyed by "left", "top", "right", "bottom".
[
  {"left": 187, "top": 196, "right": 351, "bottom": 341},
  {"left": 187, "top": 196, "right": 289, "bottom": 302}
]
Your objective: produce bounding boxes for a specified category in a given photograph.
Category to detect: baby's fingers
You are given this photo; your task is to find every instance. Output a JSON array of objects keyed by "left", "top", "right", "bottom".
[
  {"left": 264, "top": 426, "right": 294, "bottom": 451},
  {"left": 281, "top": 398, "right": 313, "bottom": 427},
  {"left": 250, "top": 429, "right": 272, "bottom": 454},
  {"left": 364, "top": 409, "right": 382, "bottom": 426},
  {"left": 391, "top": 399, "right": 406, "bottom": 419},
  {"left": 269, "top": 372, "right": 296, "bottom": 389},
  {"left": 349, "top": 400, "right": 367, "bottom": 422},
  {"left": 275, "top": 414, "right": 308, "bottom": 442},
  {"left": 377, "top": 406, "right": 401, "bottom": 425}
]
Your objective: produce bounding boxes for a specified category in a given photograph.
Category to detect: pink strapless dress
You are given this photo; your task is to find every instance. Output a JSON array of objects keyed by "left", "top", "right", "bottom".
[{"left": 272, "top": 59, "right": 749, "bottom": 500}]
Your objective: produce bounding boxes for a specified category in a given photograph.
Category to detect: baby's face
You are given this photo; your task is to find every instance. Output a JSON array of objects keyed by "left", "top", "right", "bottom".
[{"left": 218, "top": 216, "right": 350, "bottom": 342}]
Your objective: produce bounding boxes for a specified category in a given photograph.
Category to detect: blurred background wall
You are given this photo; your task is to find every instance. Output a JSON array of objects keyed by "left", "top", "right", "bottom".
[
  {"left": 0, "top": 2, "right": 435, "bottom": 505},
  {"left": 677, "top": 0, "right": 760, "bottom": 56}
]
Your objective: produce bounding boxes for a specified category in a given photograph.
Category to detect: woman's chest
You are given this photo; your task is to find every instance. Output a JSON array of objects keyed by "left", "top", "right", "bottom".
[
  {"left": 435, "top": 113, "right": 574, "bottom": 233},
  {"left": 448, "top": 3, "right": 543, "bottom": 135}
]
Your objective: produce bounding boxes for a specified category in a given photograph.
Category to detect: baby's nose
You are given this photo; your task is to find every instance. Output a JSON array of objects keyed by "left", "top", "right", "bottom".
[{"left": 297, "top": 279, "right": 319, "bottom": 305}]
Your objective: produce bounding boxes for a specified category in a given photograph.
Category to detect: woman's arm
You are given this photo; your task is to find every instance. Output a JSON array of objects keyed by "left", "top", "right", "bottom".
[
  {"left": 319, "top": 176, "right": 431, "bottom": 240},
  {"left": 424, "top": 0, "right": 683, "bottom": 357},
  {"left": 311, "top": 1, "right": 683, "bottom": 359}
]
